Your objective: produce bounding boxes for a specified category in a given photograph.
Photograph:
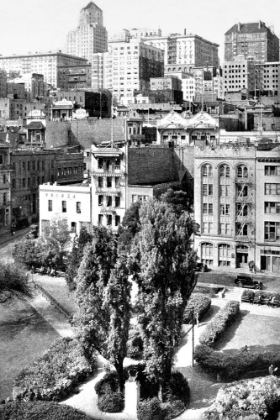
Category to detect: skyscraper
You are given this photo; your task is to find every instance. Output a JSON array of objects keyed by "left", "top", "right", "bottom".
[{"left": 66, "top": 2, "right": 108, "bottom": 62}]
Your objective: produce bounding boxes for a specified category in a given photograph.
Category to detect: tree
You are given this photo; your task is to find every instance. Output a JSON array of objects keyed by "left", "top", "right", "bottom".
[
  {"left": 129, "top": 199, "right": 197, "bottom": 400},
  {"left": 13, "top": 239, "right": 45, "bottom": 269},
  {"left": 0, "top": 262, "right": 32, "bottom": 300},
  {"left": 160, "top": 188, "right": 192, "bottom": 214},
  {"left": 40, "top": 217, "right": 71, "bottom": 270},
  {"left": 118, "top": 201, "right": 141, "bottom": 251},
  {"left": 66, "top": 228, "right": 92, "bottom": 291},
  {"left": 74, "top": 227, "right": 131, "bottom": 391}
]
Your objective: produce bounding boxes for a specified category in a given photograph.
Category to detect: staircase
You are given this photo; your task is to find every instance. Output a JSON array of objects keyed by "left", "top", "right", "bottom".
[{"left": 223, "top": 287, "right": 244, "bottom": 302}]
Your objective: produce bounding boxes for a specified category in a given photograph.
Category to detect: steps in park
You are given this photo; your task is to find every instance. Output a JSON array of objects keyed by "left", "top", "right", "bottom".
[{"left": 223, "top": 287, "right": 243, "bottom": 302}]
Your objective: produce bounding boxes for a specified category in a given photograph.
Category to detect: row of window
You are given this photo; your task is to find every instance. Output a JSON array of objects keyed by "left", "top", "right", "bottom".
[
  {"left": 48, "top": 200, "right": 81, "bottom": 214},
  {"left": 202, "top": 221, "right": 280, "bottom": 241},
  {"left": 97, "top": 158, "right": 120, "bottom": 170},
  {"left": 203, "top": 183, "right": 280, "bottom": 197},
  {"left": 98, "top": 214, "right": 120, "bottom": 227},
  {"left": 201, "top": 243, "right": 232, "bottom": 267},
  {"left": 57, "top": 166, "right": 83, "bottom": 177},
  {"left": 98, "top": 177, "right": 120, "bottom": 188},
  {"left": 202, "top": 164, "right": 280, "bottom": 178},
  {"left": 203, "top": 202, "right": 280, "bottom": 215},
  {"left": 12, "top": 176, "right": 47, "bottom": 189},
  {"left": 98, "top": 195, "right": 120, "bottom": 207}
]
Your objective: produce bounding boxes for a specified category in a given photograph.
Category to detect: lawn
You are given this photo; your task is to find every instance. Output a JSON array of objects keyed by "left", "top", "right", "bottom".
[
  {"left": 0, "top": 297, "right": 59, "bottom": 401},
  {"left": 215, "top": 310, "right": 280, "bottom": 351}
]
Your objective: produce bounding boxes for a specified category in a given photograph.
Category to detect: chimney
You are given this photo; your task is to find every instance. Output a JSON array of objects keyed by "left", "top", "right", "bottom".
[
  {"left": 259, "top": 21, "right": 262, "bottom": 29},
  {"left": 238, "top": 22, "right": 241, "bottom": 31},
  {"left": 184, "top": 28, "right": 186, "bottom": 36}
]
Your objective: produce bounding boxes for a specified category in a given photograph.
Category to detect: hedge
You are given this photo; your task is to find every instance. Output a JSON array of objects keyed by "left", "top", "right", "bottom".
[
  {"left": 183, "top": 293, "right": 211, "bottom": 324},
  {"left": 0, "top": 401, "right": 95, "bottom": 420},
  {"left": 137, "top": 397, "right": 165, "bottom": 420},
  {"left": 199, "top": 301, "right": 240, "bottom": 347},
  {"left": 97, "top": 392, "right": 124, "bottom": 413},
  {"left": 14, "top": 337, "right": 96, "bottom": 402},
  {"left": 127, "top": 324, "right": 143, "bottom": 359},
  {"left": 194, "top": 344, "right": 280, "bottom": 380},
  {"left": 204, "top": 375, "right": 280, "bottom": 420}
]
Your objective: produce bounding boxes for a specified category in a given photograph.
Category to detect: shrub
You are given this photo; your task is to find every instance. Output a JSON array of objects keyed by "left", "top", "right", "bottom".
[
  {"left": 194, "top": 343, "right": 280, "bottom": 380},
  {"left": 0, "top": 262, "right": 32, "bottom": 298},
  {"left": 204, "top": 376, "right": 280, "bottom": 419},
  {"left": 199, "top": 301, "right": 240, "bottom": 347},
  {"left": 127, "top": 324, "right": 143, "bottom": 359},
  {"left": 97, "top": 392, "right": 124, "bottom": 413},
  {"left": 137, "top": 397, "right": 165, "bottom": 420},
  {"left": 0, "top": 401, "right": 94, "bottom": 419},
  {"left": 241, "top": 289, "right": 255, "bottom": 300},
  {"left": 14, "top": 337, "right": 96, "bottom": 401},
  {"left": 183, "top": 293, "right": 211, "bottom": 324},
  {"left": 163, "top": 371, "right": 190, "bottom": 406},
  {"left": 94, "top": 372, "right": 120, "bottom": 396}
]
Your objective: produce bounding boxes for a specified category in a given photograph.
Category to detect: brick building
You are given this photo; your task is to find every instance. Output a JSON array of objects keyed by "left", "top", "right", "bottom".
[
  {"left": 0, "top": 144, "right": 12, "bottom": 228},
  {"left": 55, "top": 90, "right": 112, "bottom": 118},
  {"left": 57, "top": 64, "right": 92, "bottom": 90}
]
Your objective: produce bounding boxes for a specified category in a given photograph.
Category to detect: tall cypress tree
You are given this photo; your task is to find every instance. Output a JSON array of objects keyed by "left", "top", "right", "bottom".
[{"left": 129, "top": 200, "right": 197, "bottom": 400}]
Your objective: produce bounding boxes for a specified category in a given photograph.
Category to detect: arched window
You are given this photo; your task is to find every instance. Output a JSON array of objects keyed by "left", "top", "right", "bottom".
[
  {"left": 220, "top": 164, "right": 230, "bottom": 178},
  {"left": 201, "top": 242, "right": 213, "bottom": 266},
  {"left": 218, "top": 244, "right": 231, "bottom": 266},
  {"left": 237, "top": 165, "right": 248, "bottom": 178},
  {"left": 202, "top": 164, "right": 213, "bottom": 178}
]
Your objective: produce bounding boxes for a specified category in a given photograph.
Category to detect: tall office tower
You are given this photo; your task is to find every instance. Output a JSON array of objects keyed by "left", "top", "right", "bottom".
[
  {"left": 66, "top": 2, "right": 108, "bottom": 62},
  {"left": 225, "top": 21, "right": 279, "bottom": 62}
]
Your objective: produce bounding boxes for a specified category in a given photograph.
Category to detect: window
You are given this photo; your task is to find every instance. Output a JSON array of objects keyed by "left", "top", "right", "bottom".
[
  {"left": 48, "top": 200, "right": 52, "bottom": 211},
  {"left": 3, "top": 174, "right": 6, "bottom": 184},
  {"left": 62, "top": 201, "right": 67, "bottom": 213},
  {"left": 265, "top": 166, "right": 280, "bottom": 176},
  {"left": 115, "top": 177, "right": 120, "bottom": 188},
  {"left": 115, "top": 196, "right": 120, "bottom": 207},
  {"left": 12, "top": 179, "right": 16, "bottom": 189},
  {"left": 98, "top": 177, "right": 103, "bottom": 188},
  {"left": 220, "top": 204, "right": 230, "bottom": 215},
  {"left": 76, "top": 202, "right": 81, "bottom": 213},
  {"left": 265, "top": 202, "right": 280, "bottom": 214},
  {"left": 202, "top": 184, "right": 213, "bottom": 196},
  {"left": 98, "top": 214, "right": 103, "bottom": 225},
  {"left": 265, "top": 221, "right": 280, "bottom": 241},
  {"left": 202, "top": 222, "right": 213, "bottom": 234},
  {"left": 115, "top": 215, "right": 120, "bottom": 227},
  {"left": 220, "top": 185, "right": 230, "bottom": 196},
  {"left": 28, "top": 161, "right": 30, "bottom": 171},
  {"left": 98, "top": 195, "right": 104, "bottom": 206},
  {"left": 201, "top": 242, "right": 213, "bottom": 266},
  {"left": 220, "top": 164, "right": 230, "bottom": 178},
  {"left": 22, "top": 178, "right": 26, "bottom": 188},
  {"left": 28, "top": 178, "right": 30, "bottom": 187},
  {"left": 237, "top": 185, "right": 248, "bottom": 197},
  {"left": 33, "top": 161, "right": 36, "bottom": 170},
  {"left": 218, "top": 244, "right": 231, "bottom": 266},
  {"left": 107, "top": 177, "right": 112, "bottom": 188},
  {"left": 115, "top": 158, "right": 120, "bottom": 170},
  {"left": 22, "top": 161, "right": 26, "bottom": 170},
  {"left": 107, "top": 196, "right": 112, "bottom": 207},
  {"left": 237, "top": 165, "right": 248, "bottom": 178},
  {"left": 71, "top": 222, "right": 76, "bottom": 233},
  {"left": 220, "top": 223, "right": 231, "bottom": 235},
  {"left": 236, "top": 203, "right": 248, "bottom": 216},
  {"left": 106, "top": 214, "right": 112, "bottom": 226},
  {"left": 236, "top": 223, "right": 248, "bottom": 236},
  {"left": 98, "top": 158, "right": 103, "bottom": 169},
  {"left": 132, "top": 194, "right": 137, "bottom": 203},
  {"left": 202, "top": 203, "right": 213, "bottom": 214},
  {"left": 265, "top": 183, "right": 280, "bottom": 195},
  {"left": 202, "top": 164, "right": 213, "bottom": 177}
]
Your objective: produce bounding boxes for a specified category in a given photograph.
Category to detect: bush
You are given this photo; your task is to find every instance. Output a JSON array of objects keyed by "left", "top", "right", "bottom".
[
  {"left": 97, "top": 392, "right": 124, "bottom": 413},
  {"left": 0, "top": 401, "right": 94, "bottom": 420},
  {"left": 194, "top": 343, "right": 280, "bottom": 380},
  {"left": 204, "top": 376, "right": 280, "bottom": 419},
  {"left": 14, "top": 337, "right": 96, "bottom": 401},
  {"left": 0, "top": 262, "right": 32, "bottom": 298},
  {"left": 127, "top": 324, "right": 143, "bottom": 359},
  {"left": 137, "top": 397, "right": 165, "bottom": 420},
  {"left": 199, "top": 301, "right": 239, "bottom": 347},
  {"left": 163, "top": 371, "right": 190, "bottom": 406},
  {"left": 94, "top": 371, "right": 120, "bottom": 396},
  {"left": 13, "top": 239, "right": 44, "bottom": 269},
  {"left": 183, "top": 294, "right": 211, "bottom": 324}
]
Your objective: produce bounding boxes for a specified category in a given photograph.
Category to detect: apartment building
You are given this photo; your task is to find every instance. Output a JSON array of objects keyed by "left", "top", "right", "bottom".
[
  {"left": 57, "top": 64, "right": 92, "bottom": 90},
  {"left": 0, "top": 53, "right": 88, "bottom": 88},
  {"left": 194, "top": 141, "right": 280, "bottom": 274},
  {"left": 223, "top": 55, "right": 255, "bottom": 94},
  {"left": 144, "top": 31, "right": 219, "bottom": 67},
  {"left": 65, "top": 2, "right": 107, "bottom": 61},
  {"left": 225, "top": 21, "right": 279, "bottom": 63},
  {"left": 0, "top": 144, "right": 12, "bottom": 228},
  {"left": 8, "top": 73, "right": 47, "bottom": 100}
]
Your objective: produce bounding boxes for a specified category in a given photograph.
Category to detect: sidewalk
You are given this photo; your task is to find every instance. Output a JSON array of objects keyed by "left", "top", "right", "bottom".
[{"left": 0, "top": 227, "right": 31, "bottom": 249}]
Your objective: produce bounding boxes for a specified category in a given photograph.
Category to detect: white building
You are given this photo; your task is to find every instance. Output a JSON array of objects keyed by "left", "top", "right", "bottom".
[{"left": 39, "top": 183, "right": 91, "bottom": 236}]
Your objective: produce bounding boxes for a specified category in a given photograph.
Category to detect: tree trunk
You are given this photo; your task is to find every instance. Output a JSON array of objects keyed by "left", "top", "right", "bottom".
[
  {"left": 115, "top": 359, "right": 125, "bottom": 393},
  {"left": 158, "top": 381, "right": 163, "bottom": 402}
]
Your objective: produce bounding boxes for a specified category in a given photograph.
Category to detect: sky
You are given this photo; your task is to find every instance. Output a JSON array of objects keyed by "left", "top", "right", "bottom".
[{"left": 0, "top": 0, "right": 280, "bottom": 63}]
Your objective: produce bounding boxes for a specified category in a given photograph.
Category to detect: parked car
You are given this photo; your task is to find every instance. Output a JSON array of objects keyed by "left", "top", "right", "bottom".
[
  {"left": 234, "top": 275, "right": 263, "bottom": 289},
  {"left": 25, "top": 224, "right": 39, "bottom": 239}
]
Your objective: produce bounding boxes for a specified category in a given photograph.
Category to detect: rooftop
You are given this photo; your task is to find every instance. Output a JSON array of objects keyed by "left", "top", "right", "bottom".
[{"left": 225, "top": 21, "right": 274, "bottom": 35}]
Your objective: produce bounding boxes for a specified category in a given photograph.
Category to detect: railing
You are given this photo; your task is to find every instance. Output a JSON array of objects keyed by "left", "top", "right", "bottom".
[{"left": 235, "top": 176, "right": 254, "bottom": 184}]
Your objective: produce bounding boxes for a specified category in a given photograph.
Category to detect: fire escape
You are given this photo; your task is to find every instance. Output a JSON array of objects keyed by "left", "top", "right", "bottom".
[{"left": 235, "top": 174, "right": 255, "bottom": 245}]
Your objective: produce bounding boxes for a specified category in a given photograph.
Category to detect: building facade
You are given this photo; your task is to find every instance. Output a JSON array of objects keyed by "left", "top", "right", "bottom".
[
  {"left": 39, "top": 183, "right": 91, "bottom": 236},
  {"left": 0, "top": 53, "right": 88, "bottom": 88},
  {"left": 194, "top": 141, "right": 280, "bottom": 274},
  {"left": 0, "top": 144, "right": 12, "bottom": 228},
  {"left": 65, "top": 2, "right": 108, "bottom": 61},
  {"left": 57, "top": 64, "right": 92, "bottom": 90},
  {"left": 224, "top": 21, "right": 279, "bottom": 63}
]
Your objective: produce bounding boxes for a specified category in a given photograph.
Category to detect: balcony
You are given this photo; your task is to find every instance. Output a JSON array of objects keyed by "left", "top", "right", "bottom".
[
  {"left": 235, "top": 176, "right": 254, "bottom": 184},
  {"left": 96, "top": 188, "right": 121, "bottom": 194},
  {"left": 99, "top": 206, "right": 116, "bottom": 214},
  {"left": 235, "top": 195, "right": 253, "bottom": 203},
  {"left": 0, "top": 163, "right": 14, "bottom": 171},
  {"left": 91, "top": 170, "right": 124, "bottom": 177}
]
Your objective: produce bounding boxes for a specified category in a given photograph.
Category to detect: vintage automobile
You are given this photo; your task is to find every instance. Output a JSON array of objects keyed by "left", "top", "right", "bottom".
[{"left": 234, "top": 275, "right": 263, "bottom": 289}]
